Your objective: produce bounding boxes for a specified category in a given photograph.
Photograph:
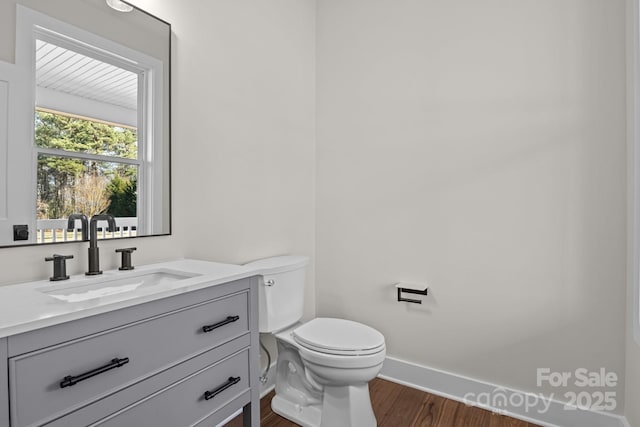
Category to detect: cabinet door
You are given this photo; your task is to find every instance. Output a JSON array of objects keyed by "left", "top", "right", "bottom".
[{"left": 0, "top": 338, "right": 8, "bottom": 427}]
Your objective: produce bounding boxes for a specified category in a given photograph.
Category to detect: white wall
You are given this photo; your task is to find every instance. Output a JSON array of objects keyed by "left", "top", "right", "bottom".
[
  {"left": 136, "top": 0, "right": 317, "bottom": 318},
  {"left": 626, "top": 255, "right": 640, "bottom": 425},
  {"left": 626, "top": 336, "right": 640, "bottom": 425},
  {"left": 316, "top": 0, "right": 627, "bottom": 405},
  {"left": 0, "top": 236, "right": 179, "bottom": 286},
  {"left": 133, "top": 0, "right": 316, "bottom": 372},
  {"left": 627, "top": 0, "right": 640, "bottom": 424}
]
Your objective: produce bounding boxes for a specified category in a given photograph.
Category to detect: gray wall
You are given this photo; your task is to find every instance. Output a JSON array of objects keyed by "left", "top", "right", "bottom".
[
  {"left": 626, "top": 1, "right": 640, "bottom": 424},
  {"left": 316, "top": 0, "right": 627, "bottom": 406},
  {"left": 147, "top": 0, "right": 317, "bottom": 319}
]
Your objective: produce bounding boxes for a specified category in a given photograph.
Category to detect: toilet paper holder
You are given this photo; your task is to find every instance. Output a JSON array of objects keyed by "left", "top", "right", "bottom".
[{"left": 395, "top": 283, "right": 428, "bottom": 304}]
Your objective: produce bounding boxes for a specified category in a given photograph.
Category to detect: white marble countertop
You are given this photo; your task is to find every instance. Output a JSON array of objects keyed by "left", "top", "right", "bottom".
[{"left": 0, "top": 258, "right": 260, "bottom": 339}]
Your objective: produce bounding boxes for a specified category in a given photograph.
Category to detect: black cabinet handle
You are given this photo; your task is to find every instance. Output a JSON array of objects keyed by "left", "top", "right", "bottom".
[
  {"left": 202, "top": 315, "right": 240, "bottom": 333},
  {"left": 60, "top": 357, "right": 129, "bottom": 388},
  {"left": 204, "top": 376, "right": 241, "bottom": 400}
]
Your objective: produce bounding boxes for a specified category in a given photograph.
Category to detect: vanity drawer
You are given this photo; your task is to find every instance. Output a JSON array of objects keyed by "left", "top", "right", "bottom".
[
  {"left": 92, "top": 348, "right": 249, "bottom": 427},
  {"left": 9, "top": 291, "right": 248, "bottom": 427},
  {"left": 44, "top": 335, "right": 251, "bottom": 427}
]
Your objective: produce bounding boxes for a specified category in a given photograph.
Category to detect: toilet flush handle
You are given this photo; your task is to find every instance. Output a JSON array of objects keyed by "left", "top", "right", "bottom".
[{"left": 265, "top": 279, "right": 275, "bottom": 286}]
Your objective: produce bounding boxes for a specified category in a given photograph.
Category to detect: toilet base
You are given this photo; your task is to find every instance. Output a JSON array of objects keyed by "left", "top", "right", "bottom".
[
  {"left": 272, "top": 383, "right": 377, "bottom": 427},
  {"left": 272, "top": 394, "right": 322, "bottom": 427}
]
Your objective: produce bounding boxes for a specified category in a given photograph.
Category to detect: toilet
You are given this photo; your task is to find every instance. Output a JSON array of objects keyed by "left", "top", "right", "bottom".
[{"left": 244, "top": 256, "right": 386, "bottom": 427}]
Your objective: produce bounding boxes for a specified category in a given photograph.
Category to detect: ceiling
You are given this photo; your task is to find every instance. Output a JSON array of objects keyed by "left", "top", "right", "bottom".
[{"left": 35, "top": 39, "right": 138, "bottom": 111}]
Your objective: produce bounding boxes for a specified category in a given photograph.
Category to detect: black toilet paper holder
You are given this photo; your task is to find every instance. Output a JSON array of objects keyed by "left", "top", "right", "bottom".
[{"left": 396, "top": 284, "right": 428, "bottom": 304}]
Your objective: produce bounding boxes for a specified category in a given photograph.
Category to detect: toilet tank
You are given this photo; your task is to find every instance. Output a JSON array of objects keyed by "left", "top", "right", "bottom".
[{"left": 243, "top": 255, "right": 309, "bottom": 333}]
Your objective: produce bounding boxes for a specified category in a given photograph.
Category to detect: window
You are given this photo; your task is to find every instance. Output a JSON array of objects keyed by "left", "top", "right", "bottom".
[
  {"left": 35, "top": 111, "right": 139, "bottom": 228},
  {"left": 33, "top": 30, "right": 143, "bottom": 242}
]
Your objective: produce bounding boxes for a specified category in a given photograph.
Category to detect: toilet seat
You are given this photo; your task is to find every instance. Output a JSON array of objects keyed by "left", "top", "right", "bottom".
[{"left": 292, "top": 318, "right": 385, "bottom": 356}]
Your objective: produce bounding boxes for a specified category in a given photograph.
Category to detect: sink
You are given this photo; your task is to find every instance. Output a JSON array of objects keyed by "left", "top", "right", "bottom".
[{"left": 37, "top": 269, "right": 199, "bottom": 303}]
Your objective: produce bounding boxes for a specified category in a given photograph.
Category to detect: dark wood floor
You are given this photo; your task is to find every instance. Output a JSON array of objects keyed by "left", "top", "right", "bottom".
[{"left": 225, "top": 378, "right": 541, "bottom": 427}]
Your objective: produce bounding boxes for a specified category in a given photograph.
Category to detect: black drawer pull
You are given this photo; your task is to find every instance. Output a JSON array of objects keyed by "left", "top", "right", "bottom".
[
  {"left": 202, "top": 315, "right": 240, "bottom": 333},
  {"left": 204, "top": 376, "right": 241, "bottom": 400},
  {"left": 60, "top": 357, "right": 129, "bottom": 388}
]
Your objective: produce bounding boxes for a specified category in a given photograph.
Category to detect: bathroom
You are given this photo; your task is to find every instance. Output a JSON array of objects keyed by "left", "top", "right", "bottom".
[{"left": 0, "top": 0, "right": 638, "bottom": 426}]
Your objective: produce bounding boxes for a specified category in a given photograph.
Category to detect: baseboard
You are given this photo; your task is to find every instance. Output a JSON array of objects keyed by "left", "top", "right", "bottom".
[{"left": 379, "top": 356, "right": 629, "bottom": 427}]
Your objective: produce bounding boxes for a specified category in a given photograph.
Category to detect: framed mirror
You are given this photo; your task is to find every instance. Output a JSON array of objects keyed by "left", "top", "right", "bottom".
[{"left": 0, "top": 0, "right": 170, "bottom": 247}]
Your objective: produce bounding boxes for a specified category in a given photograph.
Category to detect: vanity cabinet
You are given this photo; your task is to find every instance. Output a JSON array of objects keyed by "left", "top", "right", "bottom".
[
  {"left": 1, "top": 338, "right": 8, "bottom": 427},
  {"left": 0, "top": 276, "right": 260, "bottom": 427}
]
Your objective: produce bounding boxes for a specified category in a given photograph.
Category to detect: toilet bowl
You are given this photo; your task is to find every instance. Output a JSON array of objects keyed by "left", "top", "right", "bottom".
[
  {"left": 243, "top": 256, "right": 386, "bottom": 427},
  {"left": 273, "top": 318, "right": 385, "bottom": 427}
]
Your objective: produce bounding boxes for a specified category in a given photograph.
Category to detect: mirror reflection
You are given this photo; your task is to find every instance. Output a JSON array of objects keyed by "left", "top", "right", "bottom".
[{"left": 0, "top": 0, "right": 171, "bottom": 247}]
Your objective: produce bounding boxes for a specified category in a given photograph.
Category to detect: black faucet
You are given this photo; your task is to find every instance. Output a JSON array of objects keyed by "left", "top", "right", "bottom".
[
  {"left": 86, "top": 214, "right": 116, "bottom": 276},
  {"left": 67, "top": 214, "right": 89, "bottom": 241}
]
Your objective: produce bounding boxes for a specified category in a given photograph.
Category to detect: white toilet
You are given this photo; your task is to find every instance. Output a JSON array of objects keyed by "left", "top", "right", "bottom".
[{"left": 244, "top": 256, "right": 386, "bottom": 427}]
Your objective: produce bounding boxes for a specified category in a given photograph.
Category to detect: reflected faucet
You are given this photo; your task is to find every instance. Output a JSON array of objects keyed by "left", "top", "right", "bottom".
[
  {"left": 67, "top": 214, "right": 89, "bottom": 241},
  {"left": 86, "top": 214, "right": 116, "bottom": 276}
]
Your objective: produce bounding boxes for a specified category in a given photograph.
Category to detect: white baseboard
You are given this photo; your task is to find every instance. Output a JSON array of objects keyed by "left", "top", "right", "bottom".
[{"left": 379, "top": 356, "right": 629, "bottom": 427}]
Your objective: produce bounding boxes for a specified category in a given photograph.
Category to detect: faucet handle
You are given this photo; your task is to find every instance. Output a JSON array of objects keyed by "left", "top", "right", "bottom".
[
  {"left": 45, "top": 254, "right": 74, "bottom": 281},
  {"left": 115, "top": 247, "right": 137, "bottom": 270}
]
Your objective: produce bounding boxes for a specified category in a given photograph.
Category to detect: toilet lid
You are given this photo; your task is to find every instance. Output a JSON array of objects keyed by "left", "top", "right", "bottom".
[{"left": 292, "top": 318, "right": 385, "bottom": 356}]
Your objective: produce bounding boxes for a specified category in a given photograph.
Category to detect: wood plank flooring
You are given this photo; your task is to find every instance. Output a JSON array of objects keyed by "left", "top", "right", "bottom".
[{"left": 225, "top": 378, "right": 541, "bottom": 427}]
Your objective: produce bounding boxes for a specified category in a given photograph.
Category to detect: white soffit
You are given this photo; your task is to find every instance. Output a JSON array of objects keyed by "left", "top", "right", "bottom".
[{"left": 35, "top": 39, "right": 137, "bottom": 112}]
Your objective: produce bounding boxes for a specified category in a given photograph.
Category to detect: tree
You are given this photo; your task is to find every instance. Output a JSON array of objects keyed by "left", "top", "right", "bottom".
[
  {"left": 35, "top": 111, "right": 137, "bottom": 158},
  {"left": 74, "top": 174, "right": 111, "bottom": 217},
  {"left": 107, "top": 176, "right": 137, "bottom": 217},
  {"left": 35, "top": 110, "right": 138, "bottom": 219}
]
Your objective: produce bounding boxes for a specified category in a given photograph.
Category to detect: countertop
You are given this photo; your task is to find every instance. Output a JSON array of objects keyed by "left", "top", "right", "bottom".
[{"left": 0, "top": 258, "right": 261, "bottom": 339}]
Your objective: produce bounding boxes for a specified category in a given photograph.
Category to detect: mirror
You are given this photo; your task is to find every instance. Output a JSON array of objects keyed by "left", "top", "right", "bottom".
[{"left": 0, "top": 0, "right": 170, "bottom": 247}]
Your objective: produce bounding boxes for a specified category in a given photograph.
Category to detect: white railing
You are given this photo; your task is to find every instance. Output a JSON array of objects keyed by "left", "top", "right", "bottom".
[{"left": 36, "top": 217, "right": 138, "bottom": 243}]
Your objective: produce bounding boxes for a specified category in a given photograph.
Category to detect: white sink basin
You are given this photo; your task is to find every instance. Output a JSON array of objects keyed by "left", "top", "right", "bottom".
[{"left": 37, "top": 268, "right": 199, "bottom": 303}]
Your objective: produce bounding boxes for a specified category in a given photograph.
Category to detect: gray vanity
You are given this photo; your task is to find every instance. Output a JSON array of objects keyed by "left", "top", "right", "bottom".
[{"left": 0, "top": 260, "right": 261, "bottom": 427}]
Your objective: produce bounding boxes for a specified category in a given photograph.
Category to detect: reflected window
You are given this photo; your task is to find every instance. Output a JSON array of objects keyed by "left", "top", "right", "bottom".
[
  {"left": 35, "top": 113, "right": 139, "bottom": 243},
  {"left": 2, "top": 3, "right": 170, "bottom": 247},
  {"left": 30, "top": 24, "right": 160, "bottom": 242}
]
